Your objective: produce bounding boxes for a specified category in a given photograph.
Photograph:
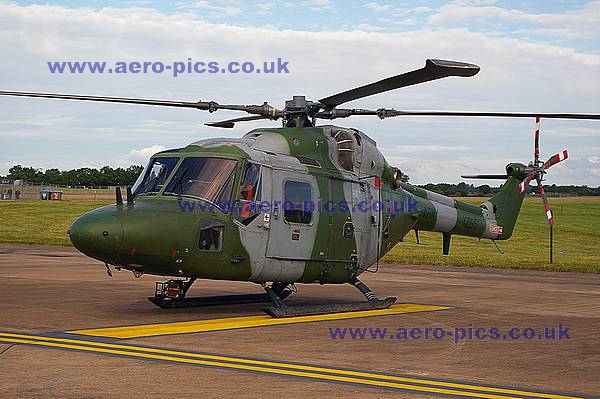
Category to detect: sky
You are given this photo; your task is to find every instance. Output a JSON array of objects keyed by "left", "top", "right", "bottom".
[{"left": 0, "top": 0, "right": 599, "bottom": 185}]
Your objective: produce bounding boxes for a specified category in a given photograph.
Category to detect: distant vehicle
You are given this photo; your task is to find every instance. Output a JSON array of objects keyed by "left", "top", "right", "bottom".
[{"left": 40, "top": 189, "right": 63, "bottom": 200}]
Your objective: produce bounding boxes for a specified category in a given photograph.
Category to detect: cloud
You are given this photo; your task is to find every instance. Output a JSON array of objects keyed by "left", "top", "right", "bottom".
[
  {"left": 383, "top": 155, "right": 504, "bottom": 184},
  {"left": 355, "top": 23, "right": 386, "bottom": 32},
  {"left": 256, "top": 3, "right": 273, "bottom": 13},
  {"left": 364, "top": 2, "right": 393, "bottom": 12},
  {"left": 0, "top": 114, "right": 76, "bottom": 128},
  {"left": 427, "top": 1, "right": 600, "bottom": 39},
  {"left": 285, "top": 0, "right": 333, "bottom": 11},
  {"left": 414, "top": 6, "right": 432, "bottom": 14},
  {"left": 128, "top": 145, "right": 167, "bottom": 163},
  {"left": 363, "top": 2, "right": 411, "bottom": 18},
  {"left": 0, "top": 3, "right": 598, "bottom": 186},
  {"left": 387, "top": 145, "right": 469, "bottom": 153},
  {"left": 542, "top": 126, "right": 600, "bottom": 138},
  {"left": 188, "top": 1, "right": 241, "bottom": 16}
]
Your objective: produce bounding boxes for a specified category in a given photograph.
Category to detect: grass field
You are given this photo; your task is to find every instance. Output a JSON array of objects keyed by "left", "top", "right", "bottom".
[
  {"left": 385, "top": 197, "right": 600, "bottom": 273},
  {"left": 0, "top": 197, "right": 598, "bottom": 272},
  {"left": 0, "top": 200, "right": 110, "bottom": 246}
]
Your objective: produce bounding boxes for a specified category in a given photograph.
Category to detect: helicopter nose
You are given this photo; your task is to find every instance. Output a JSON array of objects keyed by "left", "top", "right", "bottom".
[{"left": 69, "top": 207, "right": 124, "bottom": 260}]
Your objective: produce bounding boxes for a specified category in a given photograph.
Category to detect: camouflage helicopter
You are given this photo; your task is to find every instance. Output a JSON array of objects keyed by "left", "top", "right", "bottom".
[{"left": 2, "top": 59, "right": 599, "bottom": 318}]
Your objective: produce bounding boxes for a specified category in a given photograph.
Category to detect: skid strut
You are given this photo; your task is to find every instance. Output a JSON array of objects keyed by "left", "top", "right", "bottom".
[
  {"left": 263, "top": 278, "right": 397, "bottom": 318},
  {"left": 148, "top": 279, "right": 293, "bottom": 309}
]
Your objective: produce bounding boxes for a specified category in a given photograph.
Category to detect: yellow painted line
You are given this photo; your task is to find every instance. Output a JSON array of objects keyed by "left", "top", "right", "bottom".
[
  {"left": 0, "top": 332, "right": 584, "bottom": 399},
  {"left": 68, "top": 303, "right": 449, "bottom": 338},
  {"left": 0, "top": 336, "right": 520, "bottom": 399}
]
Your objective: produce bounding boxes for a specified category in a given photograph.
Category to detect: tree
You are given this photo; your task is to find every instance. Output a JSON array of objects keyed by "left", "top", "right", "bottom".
[
  {"left": 43, "top": 168, "right": 62, "bottom": 184},
  {"left": 5, "top": 164, "right": 144, "bottom": 186},
  {"left": 8, "top": 165, "right": 44, "bottom": 182}
]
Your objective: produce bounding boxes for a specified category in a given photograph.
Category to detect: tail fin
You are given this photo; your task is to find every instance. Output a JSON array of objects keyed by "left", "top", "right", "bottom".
[{"left": 486, "top": 166, "right": 526, "bottom": 240}]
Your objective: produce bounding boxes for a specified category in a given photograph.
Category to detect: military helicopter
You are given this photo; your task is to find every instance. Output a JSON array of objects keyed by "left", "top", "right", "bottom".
[{"left": 2, "top": 59, "right": 599, "bottom": 318}]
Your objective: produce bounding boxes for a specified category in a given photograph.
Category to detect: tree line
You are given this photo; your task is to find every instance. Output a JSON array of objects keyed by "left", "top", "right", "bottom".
[
  {"left": 4, "top": 165, "right": 144, "bottom": 187},
  {"left": 420, "top": 182, "right": 600, "bottom": 197},
  {"left": 2, "top": 165, "right": 598, "bottom": 195}
]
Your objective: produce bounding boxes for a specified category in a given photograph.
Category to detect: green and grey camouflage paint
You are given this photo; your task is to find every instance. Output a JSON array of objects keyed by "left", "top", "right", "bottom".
[{"left": 69, "top": 126, "right": 526, "bottom": 285}]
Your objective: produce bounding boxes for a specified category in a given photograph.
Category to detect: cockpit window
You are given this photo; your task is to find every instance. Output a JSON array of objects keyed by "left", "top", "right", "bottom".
[
  {"left": 164, "top": 157, "right": 237, "bottom": 207},
  {"left": 239, "top": 163, "right": 261, "bottom": 201},
  {"left": 132, "top": 157, "right": 179, "bottom": 196},
  {"left": 235, "top": 163, "right": 261, "bottom": 225}
]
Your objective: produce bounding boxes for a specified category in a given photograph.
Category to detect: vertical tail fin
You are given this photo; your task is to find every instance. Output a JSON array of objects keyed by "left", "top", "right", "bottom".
[{"left": 486, "top": 165, "right": 526, "bottom": 240}]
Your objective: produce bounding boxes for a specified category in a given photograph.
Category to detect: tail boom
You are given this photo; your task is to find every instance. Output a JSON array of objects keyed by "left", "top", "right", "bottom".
[{"left": 400, "top": 171, "right": 525, "bottom": 241}]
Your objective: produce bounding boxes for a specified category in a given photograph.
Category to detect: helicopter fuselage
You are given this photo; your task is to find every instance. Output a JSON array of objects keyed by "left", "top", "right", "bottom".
[{"left": 68, "top": 125, "right": 525, "bottom": 284}]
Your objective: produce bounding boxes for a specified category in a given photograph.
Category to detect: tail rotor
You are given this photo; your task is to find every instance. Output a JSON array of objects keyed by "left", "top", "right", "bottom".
[
  {"left": 516, "top": 116, "right": 568, "bottom": 263},
  {"left": 463, "top": 116, "right": 568, "bottom": 263}
]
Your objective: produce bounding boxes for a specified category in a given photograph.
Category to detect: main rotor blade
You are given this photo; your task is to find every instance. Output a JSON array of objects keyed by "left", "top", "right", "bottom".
[
  {"left": 0, "top": 90, "right": 282, "bottom": 117},
  {"left": 379, "top": 110, "right": 600, "bottom": 120},
  {"left": 319, "top": 59, "right": 480, "bottom": 109},
  {"left": 205, "top": 115, "right": 267, "bottom": 128},
  {"left": 544, "top": 150, "right": 569, "bottom": 169},
  {"left": 461, "top": 174, "right": 507, "bottom": 179},
  {"left": 0, "top": 90, "right": 218, "bottom": 110}
]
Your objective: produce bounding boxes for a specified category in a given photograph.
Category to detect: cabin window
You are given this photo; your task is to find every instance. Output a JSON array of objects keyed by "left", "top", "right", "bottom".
[
  {"left": 235, "top": 163, "right": 261, "bottom": 225},
  {"left": 283, "top": 181, "right": 312, "bottom": 224},
  {"left": 133, "top": 157, "right": 179, "bottom": 196},
  {"left": 164, "top": 157, "right": 237, "bottom": 209},
  {"left": 331, "top": 130, "right": 355, "bottom": 171}
]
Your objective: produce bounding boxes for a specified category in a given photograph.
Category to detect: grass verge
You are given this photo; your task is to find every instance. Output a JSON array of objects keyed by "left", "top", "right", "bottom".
[{"left": 0, "top": 197, "right": 598, "bottom": 272}]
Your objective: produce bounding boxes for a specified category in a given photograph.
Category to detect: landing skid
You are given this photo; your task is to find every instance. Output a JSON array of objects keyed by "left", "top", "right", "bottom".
[
  {"left": 148, "top": 279, "right": 292, "bottom": 309},
  {"left": 148, "top": 292, "right": 293, "bottom": 309},
  {"left": 262, "top": 278, "right": 397, "bottom": 318},
  {"left": 148, "top": 278, "right": 396, "bottom": 317}
]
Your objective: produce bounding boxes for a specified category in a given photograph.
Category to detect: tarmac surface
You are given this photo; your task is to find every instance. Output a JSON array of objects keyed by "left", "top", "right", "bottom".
[{"left": 0, "top": 243, "right": 598, "bottom": 398}]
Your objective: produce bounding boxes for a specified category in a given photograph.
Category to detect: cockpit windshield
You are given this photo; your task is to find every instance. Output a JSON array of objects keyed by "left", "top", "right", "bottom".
[
  {"left": 164, "top": 157, "right": 237, "bottom": 206},
  {"left": 132, "top": 157, "right": 179, "bottom": 196}
]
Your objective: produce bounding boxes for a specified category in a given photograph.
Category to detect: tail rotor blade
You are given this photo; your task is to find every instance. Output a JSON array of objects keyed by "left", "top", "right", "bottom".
[
  {"left": 534, "top": 116, "right": 540, "bottom": 163},
  {"left": 517, "top": 172, "right": 534, "bottom": 193},
  {"left": 544, "top": 150, "right": 569, "bottom": 169},
  {"left": 537, "top": 181, "right": 553, "bottom": 226}
]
